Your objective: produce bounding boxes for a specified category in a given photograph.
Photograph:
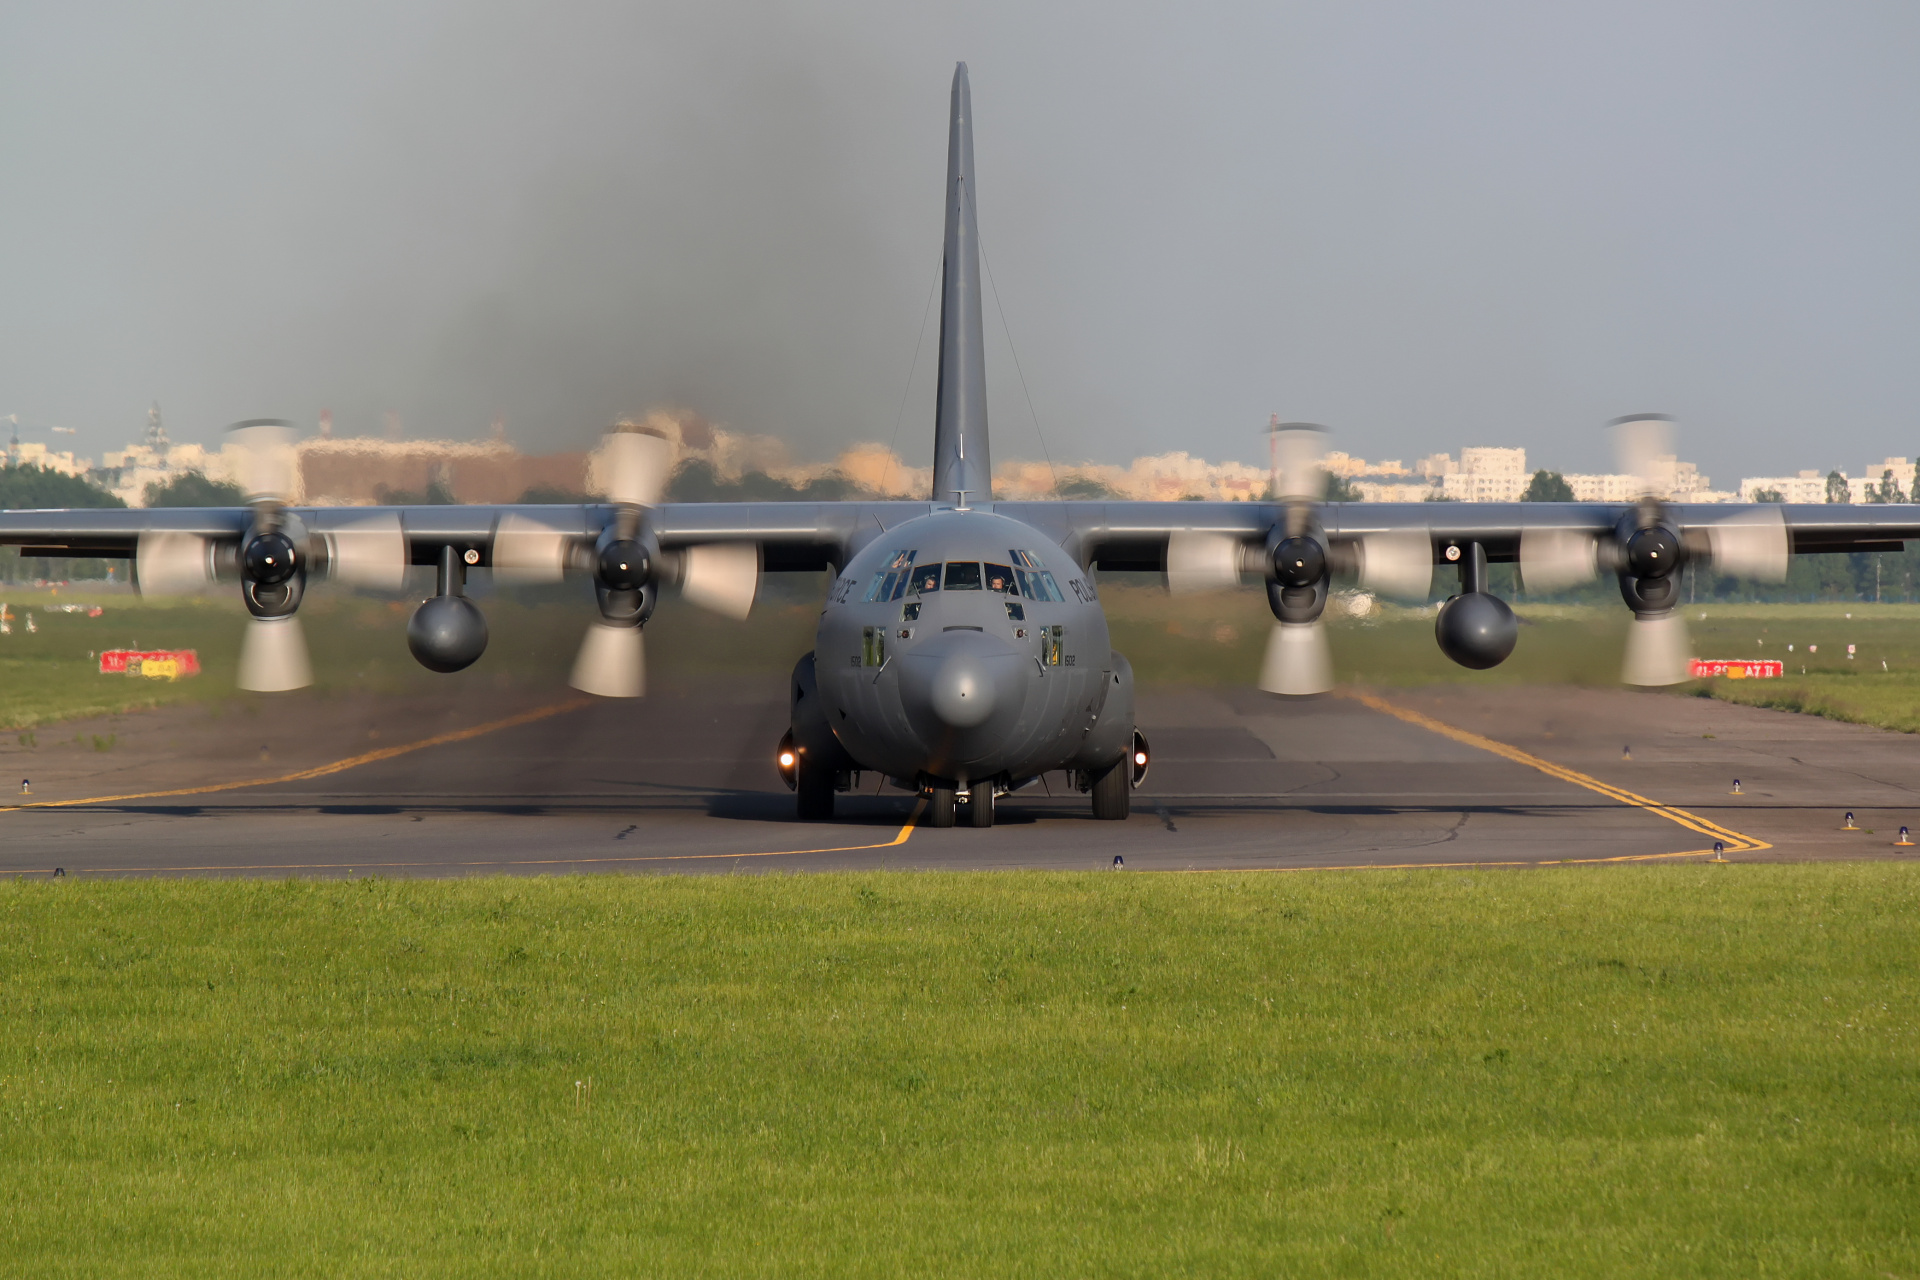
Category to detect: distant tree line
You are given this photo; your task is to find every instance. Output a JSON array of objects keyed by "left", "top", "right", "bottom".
[{"left": 0, "top": 463, "right": 123, "bottom": 582}]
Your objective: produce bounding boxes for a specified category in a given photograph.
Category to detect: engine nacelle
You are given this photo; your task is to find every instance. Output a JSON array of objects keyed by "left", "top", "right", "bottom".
[{"left": 1435, "top": 591, "right": 1517, "bottom": 670}]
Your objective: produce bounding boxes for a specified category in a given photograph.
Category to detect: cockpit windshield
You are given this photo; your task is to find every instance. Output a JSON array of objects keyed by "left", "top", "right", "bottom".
[
  {"left": 944, "top": 562, "right": 984, "bottom": 591},
  {"left": 863, "top": 550, "right": 918, "bottom": 602},
  {"left": 1010, "top": 550, "right": 1065, "bottom": 602},
  {"left": 864, "top": 550, "right": 1066, "bottom": 604}
]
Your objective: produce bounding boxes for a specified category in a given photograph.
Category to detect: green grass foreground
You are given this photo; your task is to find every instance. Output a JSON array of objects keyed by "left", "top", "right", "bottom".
[{"left": 3, "top": 868, "right": 1916, "bottom": 1276}]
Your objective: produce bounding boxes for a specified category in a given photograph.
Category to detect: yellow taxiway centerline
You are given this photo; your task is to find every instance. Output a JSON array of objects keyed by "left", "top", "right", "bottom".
[
  {"left": 1342, "top": 690, "right": 1771, "bottom": 861},
  {"left": 2, "top": 806, "right": 922, "bottom": 876},
  {"left": 0, "top": 696, "right": 922, "bottom": 873},
  {"left": 0, "top": 687, "right": 1759, "bottom": 875},
  {"left": 0, "top": 697, "right": 597, "bottom": 815}
]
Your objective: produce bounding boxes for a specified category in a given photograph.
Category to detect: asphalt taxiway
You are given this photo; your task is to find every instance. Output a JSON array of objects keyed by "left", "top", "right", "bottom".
[{"left": 1, "top": 676, "right": 1916, "bottom": 877}]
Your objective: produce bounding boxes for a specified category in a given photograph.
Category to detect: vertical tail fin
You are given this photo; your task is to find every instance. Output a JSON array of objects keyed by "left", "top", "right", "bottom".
[{"left": 931, "top": 62, "right": 991, "bottom": 507}]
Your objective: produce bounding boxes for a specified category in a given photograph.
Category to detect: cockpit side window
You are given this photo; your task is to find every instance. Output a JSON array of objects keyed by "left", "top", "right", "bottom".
[
  {"left": 863, "top": 550, "right": 916, "bottom": 603},
  {"left": 984, "top": 563, "right": 1016, "bottom": 594},
  {"left": 1010, "top": 550, "right": 1064, "bottom": 602},
  {"left": 944, "top": 561, "right": 984, "bottom": 590}
]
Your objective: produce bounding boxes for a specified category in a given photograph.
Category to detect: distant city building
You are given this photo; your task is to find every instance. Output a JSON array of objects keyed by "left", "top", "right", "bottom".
[
  {"left": 95, "top": 404, "right": 232, "bottom": 505},
  {"left": 1351, "top": 481, "right": 1441, "bottom": 502},
  {"left": 1322, "top": 451, "right": 1408, "bottom": 479},
  {"left": 9, "top": 441, "right": 92, "bottom": 478},
  {"left": 1563, "top": 472, "right": 1642, "bottom": 503},
  {"left": 1441, "top": 448, "right": 1529, "bottom": 502},
  {"left": 40, "top": 403, "right": 1920, "bottom": 509},
  {"left": 1860, "top": 456, "right": 1915, "bottom": 497},
  {"left": 992, "top": 451, "right": 1268, "bottom": 501},
  {"left": 1738, "top": 470, "right": 1835, "bottom": 503}
]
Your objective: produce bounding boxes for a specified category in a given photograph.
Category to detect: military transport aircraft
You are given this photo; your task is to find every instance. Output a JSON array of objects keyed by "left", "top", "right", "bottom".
[{"left": 2, "top": 63, "right": 1916, "bottom": 829}]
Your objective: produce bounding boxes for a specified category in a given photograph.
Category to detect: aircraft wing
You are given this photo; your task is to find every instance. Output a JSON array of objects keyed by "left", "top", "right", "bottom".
[
  {"left": 996, "top": 500, "right": 1920, "bottom": 570},
  {"left": 1, "top": 494, "right": 1913, "bottom": 698},
  {"left": 2, "top": 497, "right": 1916, "bottom": 573},
  {"left": 0, "top": 502, "right": 917, "bottom": 570}
]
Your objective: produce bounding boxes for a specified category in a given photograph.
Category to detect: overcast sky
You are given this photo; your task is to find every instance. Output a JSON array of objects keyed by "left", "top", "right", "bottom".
[{"left": 4, "top": 1, "right": 1919, "bottom": 485}]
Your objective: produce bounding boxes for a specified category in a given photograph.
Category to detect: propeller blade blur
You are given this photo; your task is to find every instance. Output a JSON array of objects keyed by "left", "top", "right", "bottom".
[
  {"left": 679, "top": 542, "right": 759, "bottom": 619},
  {"left": 136, "top": 532, "right": 214, "bottom": 596},
  {"left": 1271, "top": 423, "right": 1329, "bottom": 504},
  {"left": 1519, "top": 528, "right": 1600, "bottom": 592},
  {"left": 601, "top": 431, "right": 672, "bottom": 508},
  {"left": 238, "top": 615, "right": 313, "bottom": 692},
  {"left": 1707, "top": 505, "right": 1789, "bottom": 581},
  {"left": 1165, "top": 531, "right": 1243, "bottom": 594},
  {"left": 1621, "top": 612, "right": 1692, "bottom": 687},
  {"left": 492, "top": 513, "right": 573, "bottom": 585},
  {"left": 570, "top": 622, "right": 645, "bottom": 698},
  {"left": 227, "top": 420, "right": 299, "bottom": 504},
  {"left": 1610, "top": 415, "right": 1674, "bottom": 499},
  {"left": 1354, "top": 530, "right": 1433, "bottom": 599},
  {"left": 325, "top": 513, "right": 407, "bottom": 592},
  {"left": 1258, "top": 620, "right": 1334, "bottom": 696}
]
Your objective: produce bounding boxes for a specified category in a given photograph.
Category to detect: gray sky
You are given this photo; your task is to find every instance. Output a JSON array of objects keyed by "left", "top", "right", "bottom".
[{"left": 4, "top": 1, "right": 1919, "bottom": 484}]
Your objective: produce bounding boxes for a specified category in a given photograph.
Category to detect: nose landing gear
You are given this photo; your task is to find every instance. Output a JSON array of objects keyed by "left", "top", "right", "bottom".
[
  {"left": 919, "top": 782, "right": 994, "bottom": 828},
  {"left": 926, "top": 786, "right": 956, "bottom": 828},
  {"left": 965, "top": 786, "right": 994, "bottom": 828}
]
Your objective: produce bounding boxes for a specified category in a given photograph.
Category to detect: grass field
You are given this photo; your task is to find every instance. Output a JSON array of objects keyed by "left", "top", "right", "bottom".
[
  {"left": 2, "top": 867, "right": 1915, "bottom": 1276},
  {"left": 1102, "top": 586, "right": 1920, "bottom": 733},
  {"left": 0, "top": 582, "right": 825, "bottom": 729}
]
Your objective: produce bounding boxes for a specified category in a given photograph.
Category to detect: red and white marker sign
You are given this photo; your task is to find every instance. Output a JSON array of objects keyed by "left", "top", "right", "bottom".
[
  {"left": 1688, "top": 659, "right": 1783, "bottom": 680},
  {"left": 99, "top": 649, "right": 201, "bottom": 679}
]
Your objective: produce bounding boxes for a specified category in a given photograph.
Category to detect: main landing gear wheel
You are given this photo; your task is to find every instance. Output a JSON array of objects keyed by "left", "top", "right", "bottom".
[
  {"left": 1090, "top": 759, "right": 1130, "bottom": 821},
  {"left": 925, "top": 786, "right": 957, "bottom": 828},
  {"left": 966, "top": 787, "right": 995, "bottom": 828},
  {"left": 796, "top": 756, "right": 835, "bottom": 821}
]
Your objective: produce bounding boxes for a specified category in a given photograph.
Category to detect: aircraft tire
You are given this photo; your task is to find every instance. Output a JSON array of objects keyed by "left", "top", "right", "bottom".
[
  {"left": 796, "top": 757, "right": 836, "bottom": 821},
  {"left": 926, "top": 786, "right": 957, "bottom": 827},
  {"left": 965, "top": 787, "right": 995, "bottom": 828},
  {"left": 1089, "top": 759, "right": 1130, "bottom": 821}
]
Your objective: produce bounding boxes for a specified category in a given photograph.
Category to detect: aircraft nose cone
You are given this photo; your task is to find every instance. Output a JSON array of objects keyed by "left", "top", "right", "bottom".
[{"left": 929, "top": 652, "right": 997, "bottom": 727}]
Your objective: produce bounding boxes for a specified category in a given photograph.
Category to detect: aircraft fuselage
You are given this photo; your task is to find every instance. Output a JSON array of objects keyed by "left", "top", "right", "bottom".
[{"left": 802, "top": 509, "right": 1133, "bottom": 796}]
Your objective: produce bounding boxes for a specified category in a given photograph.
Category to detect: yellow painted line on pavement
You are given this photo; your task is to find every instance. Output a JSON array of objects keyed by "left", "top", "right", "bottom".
[
  {"left": 1342, "top": 690, "right": 1770, "bottom": 859},
  {"left": 0, "top": 697, "right": 595, "bottom": 816},
  {"left": 2, "top": 802, "right": 923, "bottom": 877}
]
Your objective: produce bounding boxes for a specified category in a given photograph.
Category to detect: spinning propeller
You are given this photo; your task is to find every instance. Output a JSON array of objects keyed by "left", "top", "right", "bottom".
[
  {"left": 136, "top": 420, "right": 407, "bottom": 692},
  {"left": 493, "top": 428, "right": 762, "bottom": 698},
  {"left": 1164, "top": 425, "right": 1436, "bottom": 695},
  {"left": 1517, "top": 415, "right": 1788, "bottom": 684}
]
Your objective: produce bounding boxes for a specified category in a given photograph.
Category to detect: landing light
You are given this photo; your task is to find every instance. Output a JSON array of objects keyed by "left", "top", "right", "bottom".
[
  {"left": 1134, "top": 752, "right": 1148, "bottom": 766},
  {"left": 779, "top": 751, "right": 796, "bottom": 768}
]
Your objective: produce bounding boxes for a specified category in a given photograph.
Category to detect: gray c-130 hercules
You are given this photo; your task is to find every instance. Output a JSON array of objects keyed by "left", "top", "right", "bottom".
[{"left": 5, "top": 62, "right": 1920, "bottom": 828}]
